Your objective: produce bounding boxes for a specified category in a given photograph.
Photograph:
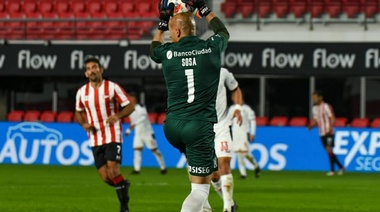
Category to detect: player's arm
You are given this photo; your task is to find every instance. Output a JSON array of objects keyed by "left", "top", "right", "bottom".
[
  {"left": 107, "top": 85, "right": 135, "bottom": 125},
  {"left": 75, "top": 90, "right": 95, "bottom": 132},
  {"left": 125, "top": 124, "right": 135, "bottom": 136},
  {"left": 75, "top": 110, "right": 96, "bottom": 133},
  {"left": 249, "top": 109, "right": 256, "bottom": 142}
]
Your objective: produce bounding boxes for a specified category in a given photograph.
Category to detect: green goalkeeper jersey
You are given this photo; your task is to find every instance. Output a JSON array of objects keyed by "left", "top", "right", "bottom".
[{"left": 151, "top": 34, "right": 228, "bottom": 123}]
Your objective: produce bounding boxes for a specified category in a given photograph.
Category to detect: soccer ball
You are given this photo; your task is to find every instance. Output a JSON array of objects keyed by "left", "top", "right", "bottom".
[{"left": 167, "top": 0, "right": 196, "bottom": 16}]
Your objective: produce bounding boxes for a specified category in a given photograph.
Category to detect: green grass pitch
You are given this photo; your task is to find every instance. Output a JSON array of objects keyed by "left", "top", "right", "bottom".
[{"left": 1, "top": 165, "right": 379, "bottom": 212}]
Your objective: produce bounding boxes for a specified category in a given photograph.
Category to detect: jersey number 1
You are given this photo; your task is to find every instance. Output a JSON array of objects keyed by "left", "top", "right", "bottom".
[{"left": 185, "top": 69, "right": 195, "bottom": 103}]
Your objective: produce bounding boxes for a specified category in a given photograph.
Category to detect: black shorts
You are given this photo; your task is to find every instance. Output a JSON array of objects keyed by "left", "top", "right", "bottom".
[
  {"left": 321, "top": 135, "right": 335, "bottom": 147},
  {"left": 92, "top": 142, "right": 122, "bottom": 169}
]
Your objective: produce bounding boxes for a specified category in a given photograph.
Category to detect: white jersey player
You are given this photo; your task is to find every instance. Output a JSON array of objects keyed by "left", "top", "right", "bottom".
[
  {"left": 204, "top": 68, "right": 242, "bottom": 212},
  {"left": 124, "top": 93, "right": 166, "bottom": 175},
  {"left": 228, "top": 103, "right": 261, "bottom": 178}
]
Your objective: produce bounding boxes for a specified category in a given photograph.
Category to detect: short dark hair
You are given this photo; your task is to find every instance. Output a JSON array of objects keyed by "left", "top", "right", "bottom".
[
  {"left": 313, "top": 90, "right": 323, "bottom": 97},
  {"left": 84, "top": 56, "right": 102, "bottom": 69}
]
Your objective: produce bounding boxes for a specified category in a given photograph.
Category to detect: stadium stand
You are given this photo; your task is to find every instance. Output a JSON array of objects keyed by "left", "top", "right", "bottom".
[
  {"left": 220, "top": 0, "right": 379, "bottom": 20},
  {"left": 256, "top": 116, "right": 269, "bottom": 126},
  {"left": 270, "top": 116, "right": 289, "bottom": 126},
  {"left": 350, "top": 117, "right": 370, "bottom": 128},
  {"left": 148, "top": 112, "right": 158, "bottom": 124},
  {"left": 0, "top": 0, "right": 159, "bottom": 40},
  {"left": 123, "top": 116, "right": 131, "bottom": 124}
]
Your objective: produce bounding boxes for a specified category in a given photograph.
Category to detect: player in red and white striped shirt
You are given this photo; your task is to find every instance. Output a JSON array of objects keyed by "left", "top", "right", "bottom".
[
  {"left": 308, "top": 90, "right": 344, "bottom": 176},
  {"left": 75, "top": 57, "right": 135, "bottom": 212}
]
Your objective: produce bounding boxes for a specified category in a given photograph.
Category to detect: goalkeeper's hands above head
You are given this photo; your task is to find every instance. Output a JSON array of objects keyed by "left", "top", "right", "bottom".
[
  {"left": 158, "top": 0, "right": 175, "bottom": 31},
  {"left": 182, "top": 0, "right": 211, "bottom": 17}
]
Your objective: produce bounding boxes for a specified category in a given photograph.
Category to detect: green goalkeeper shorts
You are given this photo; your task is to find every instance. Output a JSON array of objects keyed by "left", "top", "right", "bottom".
[{"left": 164, "top": 119, "right": 218, "bottom": 177}]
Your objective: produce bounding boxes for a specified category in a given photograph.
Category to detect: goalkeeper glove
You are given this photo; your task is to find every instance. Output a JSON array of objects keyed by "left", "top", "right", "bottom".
[
  {"left": 182, "top": 0, "right": 211, "bottom": 17},
  {"left": 158, "top": 0, "right": 174, "bottom": 31}
]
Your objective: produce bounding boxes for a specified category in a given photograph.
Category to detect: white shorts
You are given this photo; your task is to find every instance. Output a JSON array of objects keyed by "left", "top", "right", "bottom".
[
  {"left": 232, "top": 132, "right": 249, "bottom": 152},
  {"left": 133, "top": 133, "right": 157, "bottom": 149},
  {"left": 214, "top": 121, "right": 233, "bottom": 158}
]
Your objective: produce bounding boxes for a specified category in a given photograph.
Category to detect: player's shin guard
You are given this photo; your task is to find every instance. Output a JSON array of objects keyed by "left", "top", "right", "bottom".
[
  {"left": 211, "top": 179, "right": 223, "bottom": 198},
  {"left": 237, "top": 153, "right": 247, "bottom": 177},
  {"left": 113, "top": 175, "right": 130, "bottom": 211},
  {"left": 181, "top": 183, "right": 210, "bottom": 212},
  {"left": 153, "top": 150, "right": 166, "bottom": 170},
  {"left": 134, "top": 150, "right": 142, "bottom": 171},
  {"left": 221, "top": 174, "right": 234, "bottom": 211}
]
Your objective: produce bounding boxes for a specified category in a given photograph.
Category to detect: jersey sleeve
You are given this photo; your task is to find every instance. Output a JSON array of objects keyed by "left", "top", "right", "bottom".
[
  {"left": 114, "top": 83, "right": 130, "bottom": 107},
  {"left": 75, "top": 88, "right": 84, "bottom": 112},
  {"left": 248, "top": 107, "right": 256, "bottom": 135},
  {"left": 150, "top": 42, "right": 169, "bottom": 64},
  {"left": 312, "top": 106, "right": 318, "bottom": 120},
  {"left": 206, "top": 33, "right": 228, "bottom": 53},
  {"left": 222, "top": 68, "right": 239, "bottom": 91},
  {"left": 325, "top": 103, "right": 335, "bottom": 117}
]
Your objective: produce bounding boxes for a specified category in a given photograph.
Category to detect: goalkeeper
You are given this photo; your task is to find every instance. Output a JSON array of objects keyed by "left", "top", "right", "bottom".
[{"left": 150, "top": 0, "right": 230, "bottom": 211}]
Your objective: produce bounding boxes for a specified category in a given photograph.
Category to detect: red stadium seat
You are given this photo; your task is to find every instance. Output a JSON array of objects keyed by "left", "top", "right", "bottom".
[
  {"left": 7, "top": 1, "right": 21, "bottom": 13},
  {"left": 258, "top": 0, "right": 272, "bottom": 18},
  {"left": 24, "top": 110, "right": 41, "bottom": 122},
  {"left": 39, "top": 0, "right": 54, "bottom": 13},
  {"left": 55, "top": 0, "right": 70, "bottom": 13},
  {"left": 7, "top": 110, "right": 24, "bottom": 122},
  {"left": 270, "top": 116, "right": 289, "bottom": 126},
  {"left": 273, "top": 0, "right": 290, "bottom": 18},
  {"left": 40, "top": 111, "right": 56, "bottom": 122},
  {"left": 334, "top": 117, "right": 348, "bottom": 127},
  {"left": 237, "top": 1, "right": 255, "bottom": 18},
  {"left": 361, "top": 0, "right": 378, "bottom": 18},
  {"left": 342, "top": 0, "right": 360, "bottom": 18},
  {"left": 350, "top": 118, "right": 369, "bottom": 128},
  {"left": 120, "top": 1, "right": 135, "bottom": 15},
  {"left": 289, "top": 116, "right": 308, "bottom": 126},
  {"left": 157, "top": 113, "right": 166, "bottom": 124},
  {"left": 370, "top": 118, "right": 380, "bottom": 128},
  {"left": 41, "top": 12, "right": 59, "bottom": 39},
  {"left": 309, "top": 0, "right": 325, "bottom": 17},
  {"left": 221, "top": 1, "right": 237, "bottom": 18},
  {"left": 22, "top": 1, "right": 38, "bottom": 14},
  {"left": 123, "top": 116, "right": 131, "bottom": 124},
  {"left": 290, "top": 0, "right": 307, "bottom": 18},
  {"left": 75, "top": 12, "right": 91, "bottom": 39},
  {"left": 256, "top": 116, "right": 269, "bottom": 126},
  {"left": 148, "top": 112, "right": 158, "bottom": 124},
  {"left": 57, "top": 111, "right": 74, "bottom": 123},
  {"left": 325, "top": 0, "right": 342, "bottom": 18},
  {"left": 72, "top": 0, "right": 86, "bottom": 13},
  {"left": 104, "top": 0, "right": 119, "bottom": 15},
  {"left": 89, "top": 12, "right": 107, "bottom": 39},
  {"left": 0, "top": 13, "right": 8, "bottom": 37},
  {"left": 87, "top": 1, "right": 103, "bottom": 14},
  {"left": 0, "top": 2, "right": 5, "bottom": 13}
]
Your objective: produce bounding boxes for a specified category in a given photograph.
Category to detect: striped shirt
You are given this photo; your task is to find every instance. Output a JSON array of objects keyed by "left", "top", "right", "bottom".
[
  {"left": 312, "top": 101, "right": 335, "bottom": 136},
  {"left": 75, "top": 80, "right": 130, "bottom": 147}
]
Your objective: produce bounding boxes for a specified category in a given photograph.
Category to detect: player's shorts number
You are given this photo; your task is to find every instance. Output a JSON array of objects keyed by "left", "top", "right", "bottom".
[{"left": 185, "top": 69, "right": 195, "bottom": 103}]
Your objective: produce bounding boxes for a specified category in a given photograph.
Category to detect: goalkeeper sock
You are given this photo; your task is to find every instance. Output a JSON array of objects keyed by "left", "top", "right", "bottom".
[
  {"left": 211, "top": 178, "right": 223, "bottom": 198},
  {"left": 181, "top": 183, "right": 210, "bottom": 212}
]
